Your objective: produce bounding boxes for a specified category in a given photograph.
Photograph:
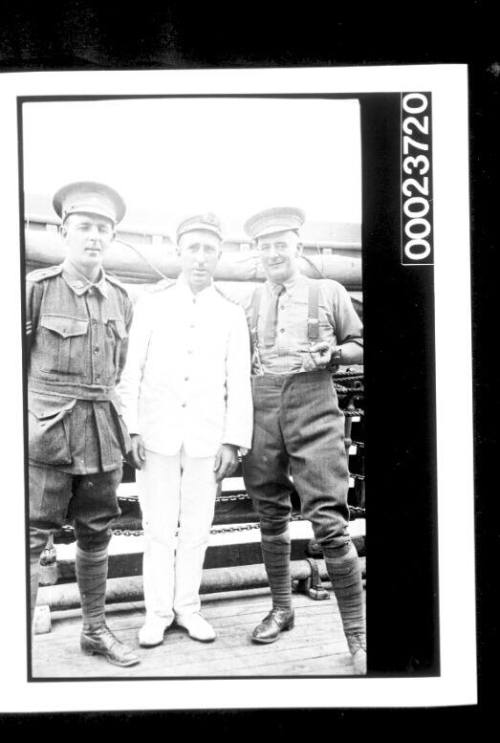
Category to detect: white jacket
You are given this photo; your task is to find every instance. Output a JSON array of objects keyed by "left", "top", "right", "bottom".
[{"left": 118, "top": 277, "right": 253, "bottom": 457}]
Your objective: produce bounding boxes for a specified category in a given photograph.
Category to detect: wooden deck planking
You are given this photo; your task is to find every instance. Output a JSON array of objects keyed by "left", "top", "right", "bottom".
[{"left": 31, "top": 587, "right": 364, "bottom": 678}]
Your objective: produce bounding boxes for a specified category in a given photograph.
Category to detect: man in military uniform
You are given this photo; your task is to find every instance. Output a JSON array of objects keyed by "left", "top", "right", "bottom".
[
  {"left": 26, "top": 181, "right": 139, "bottom": 667},
  {"left": 118, "top": 213, "right": 253, "bottom": 648},
  {"left": 241, "top": 207, "right": 366, "bottom": 674}
]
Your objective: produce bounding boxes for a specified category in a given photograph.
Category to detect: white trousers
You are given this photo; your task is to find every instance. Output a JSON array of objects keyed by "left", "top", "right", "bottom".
[{"left": 136, "top": 448, "right": 217, "bottom": 623}]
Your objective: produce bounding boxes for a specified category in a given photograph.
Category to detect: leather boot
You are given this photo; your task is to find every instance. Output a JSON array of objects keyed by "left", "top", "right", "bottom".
[
  {"left": 251, "top": 607, "right": 295, "bottom": 644},
  {"left": 346, "top": 632, "right": 367, "bottom": 675},
  {"left": 81, "top": 624, "right": 140, "bottom": 667}
]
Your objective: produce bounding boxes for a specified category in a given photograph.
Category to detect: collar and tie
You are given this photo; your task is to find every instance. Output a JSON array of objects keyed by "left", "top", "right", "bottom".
[{"left": 262, "top": 284, "right": 285, "bottom": 347}]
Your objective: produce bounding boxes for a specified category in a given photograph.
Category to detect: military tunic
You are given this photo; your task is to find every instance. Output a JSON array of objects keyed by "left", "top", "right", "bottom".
[{"left": 26, "top": 260, "right": 133, "bottom": 473}]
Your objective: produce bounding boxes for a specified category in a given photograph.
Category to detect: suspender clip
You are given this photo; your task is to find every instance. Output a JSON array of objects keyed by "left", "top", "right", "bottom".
[{"left": 307, "top": 317, "right": 320, "bottom": 341}]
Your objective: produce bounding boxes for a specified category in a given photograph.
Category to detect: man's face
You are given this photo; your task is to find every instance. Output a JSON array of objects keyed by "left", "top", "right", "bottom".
[
  {"left": 256, "top": 229, "right": 301, "bottom": 284},
  {"left": 61, "top": 213, "right": 115, "bottom": 275},
  {"left": 178, "top": 229, "right": 222, "bottom": 292}
]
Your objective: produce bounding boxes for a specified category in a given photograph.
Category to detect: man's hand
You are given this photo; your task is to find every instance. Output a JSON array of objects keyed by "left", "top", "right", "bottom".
[
  {"left": 213, "top": 444, "right": 239, "bottom": 482},
  {"left": 307, "top": 341, "right": 334, "bottom": 369},
  {"left": 129, "top": 434, "right": 146, "bottom": 469}
]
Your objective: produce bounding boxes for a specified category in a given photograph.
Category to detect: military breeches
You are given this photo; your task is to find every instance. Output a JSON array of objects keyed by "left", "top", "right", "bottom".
[
  {"left": 29, "top": 463, "right": 122, "bottom": 557},
  {"left": 242, "top": 370, "right": 350, "bottom": 548}
]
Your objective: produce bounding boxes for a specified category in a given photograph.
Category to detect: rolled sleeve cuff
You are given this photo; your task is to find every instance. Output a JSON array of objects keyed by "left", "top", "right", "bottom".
[
  {"left": 222, "top": 426, "right": 253, "bottom": 453},
  {"left": 121, "top": 408, "right": 139, "bottom": 437},
  {"left": 342, "top": 335, "right": 364, "bottom": 347}
]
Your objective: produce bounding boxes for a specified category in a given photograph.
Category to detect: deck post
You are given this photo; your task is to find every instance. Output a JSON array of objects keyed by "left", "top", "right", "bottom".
[
  {"left": 39, "top": 534, "right": 59, "bottom": 586},
  {"left": 33, "top": 534, "right": 58, "bottom": 634}
]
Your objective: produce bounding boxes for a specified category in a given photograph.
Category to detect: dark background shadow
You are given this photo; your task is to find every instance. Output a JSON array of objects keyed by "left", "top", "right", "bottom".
[{"left": 1, "top": 0, "right": 495, "bottom": 723}]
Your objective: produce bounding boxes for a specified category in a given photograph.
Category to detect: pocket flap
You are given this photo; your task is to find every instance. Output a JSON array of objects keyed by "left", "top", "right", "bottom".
[
  {"left": 108, "top": 319, "right": 127, "bottom": 339},
  {"left": 41, "top": 315, "right": 89, "bottom": 338},
  {"left": 28, "top": 393, "right": 76, "bottom": 421}
]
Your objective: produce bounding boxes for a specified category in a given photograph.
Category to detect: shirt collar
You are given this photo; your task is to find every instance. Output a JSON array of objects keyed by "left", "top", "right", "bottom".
[
  {"left": 62, "top": 259, "right": 109, "bottom": 298},
  {"left": 176, "top": 274, "right": 216, "bottom": 302},
  {"left": 268, "top": 270, "right": 305, "bottom": 295}
]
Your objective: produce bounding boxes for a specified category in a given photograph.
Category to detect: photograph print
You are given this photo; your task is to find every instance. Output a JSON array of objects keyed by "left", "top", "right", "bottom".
[
  {"left": 22, "top": 94, "right": 368, "bottom": 679},
  {"left": 2, "top": 65, "right": 474, "bottom": 711}
]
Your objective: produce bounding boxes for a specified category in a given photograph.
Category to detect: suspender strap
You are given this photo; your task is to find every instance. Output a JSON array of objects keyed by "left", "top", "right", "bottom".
[
  {"left": 252, "top": 281, "right": 319, "bottom": 340},
  {"left": 307, "top": 280, "right": 320, "bottom": 341},
  {"left": 249, "top": 285, "right": 265, "bottom": 375},
  {"left": 249, "top": 280, "right": 319, "bottom": 374},
  {"left": 250, "top": 285, "right": 264, "bottom": 335}
]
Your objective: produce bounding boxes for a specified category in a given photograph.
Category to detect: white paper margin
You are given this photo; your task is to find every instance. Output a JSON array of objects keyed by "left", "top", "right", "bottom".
[{"left": 0, "top": 64, "right": 476, "bottom": 711}]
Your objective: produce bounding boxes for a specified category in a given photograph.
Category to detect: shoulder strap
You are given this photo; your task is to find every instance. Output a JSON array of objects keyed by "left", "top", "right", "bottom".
[
  {"left": 146, "top": 278, "right": 176, "bottom": 293},
  {"left": 105, "top": 272, "right": 127, "bottom": 289},
  {"left": 307, "top": 280, "right": 320, "bottom": 341},
  {"left": 26, "top": 264, "right": 63, "bottom": 283},
  {"left": 214, "top": 284, "right": 240, "bottom": 306}
]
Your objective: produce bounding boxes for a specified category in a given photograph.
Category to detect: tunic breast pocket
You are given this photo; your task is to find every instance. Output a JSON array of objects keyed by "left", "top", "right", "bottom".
[{"left": 39, "top": 315, "right": 89, "bottom": 376}]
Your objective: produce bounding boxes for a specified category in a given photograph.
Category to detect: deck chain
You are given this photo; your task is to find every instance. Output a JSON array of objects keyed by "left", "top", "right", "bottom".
[
  {"left": 58, "top": 507, "right": 365, "bottom": 539},
  {"left": 217, "top": 493, "right": 251, "bottom": 503},
  {"left": 343, "top": 408, "right": 364, "bottom": 417},
  {"left": 117, "top": 478, "right": 364, "bottom": 505},
  {"left": 117, "top": 492, "right": 252, "bottom": 504}
]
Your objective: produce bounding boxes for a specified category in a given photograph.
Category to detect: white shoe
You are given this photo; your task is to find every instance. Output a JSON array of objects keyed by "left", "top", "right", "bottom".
[
  {"left": 138, "top": 617, "right": 172, "bottom": 648},
  {"left": 176, "top": 613, "right": 216, "bottom": 642}
]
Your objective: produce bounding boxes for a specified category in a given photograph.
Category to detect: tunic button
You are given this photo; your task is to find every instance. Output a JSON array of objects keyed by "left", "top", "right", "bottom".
[
  {"left": 181, "top": 402, "right": 187, "bottom": 408},
  {"left": 279, "top": 328, "right": 285, "bottom": 334},
  {"left": 184, "top": 377, "right": 189, "bottom": 382},
  {"left": 94, "top": 347, "right": 99, "bottom": 353}
]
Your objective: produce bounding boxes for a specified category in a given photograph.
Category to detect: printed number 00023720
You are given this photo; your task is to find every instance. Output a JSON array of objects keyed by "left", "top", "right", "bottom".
[{"left": 401, "top": 93, "right": 433, "bottom": 263}]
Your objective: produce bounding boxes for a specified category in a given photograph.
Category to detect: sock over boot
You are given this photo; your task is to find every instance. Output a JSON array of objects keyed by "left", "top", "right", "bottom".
[
  {"left": 251, "top": 529, "right": 295, "bottom": 644},
  {"left": 323, "top": 542, "right": 366, "bottom": 666},
  {"left": 75, "top": 545, "right": 108, "bottom": 631},
  {"left": 261, "top": 529, "right": 292, "bottom": 610},
  {"left": 76, "top": 544, "right": 140, "bottom": 667}
]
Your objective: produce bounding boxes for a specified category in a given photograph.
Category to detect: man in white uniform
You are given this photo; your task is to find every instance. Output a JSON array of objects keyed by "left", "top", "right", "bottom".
[{"left": 118, "top": 213, "right": 253, "bottom": 647}]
